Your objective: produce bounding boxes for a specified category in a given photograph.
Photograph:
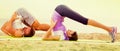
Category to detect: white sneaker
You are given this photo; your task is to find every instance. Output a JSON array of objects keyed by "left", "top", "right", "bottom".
[{"left": 109, "top": 27, "right": 117, "bottom": 43}]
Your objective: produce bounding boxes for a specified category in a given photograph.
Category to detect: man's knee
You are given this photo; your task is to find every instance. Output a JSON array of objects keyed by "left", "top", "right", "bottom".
[
  {"left": 16, "top": 8, "right": 27, "bottom": 15},
  {"left": 37, "top": 24, "right": 50, "bottom": 31}
]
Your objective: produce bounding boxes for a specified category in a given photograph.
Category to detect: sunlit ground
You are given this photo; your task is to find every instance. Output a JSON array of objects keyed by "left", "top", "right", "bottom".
[
  {"left": 0, "top": 32, "right": 120, "bottom": 51},
  {"left": 0, "top": 39, "right": 120, "bottom": 51}
]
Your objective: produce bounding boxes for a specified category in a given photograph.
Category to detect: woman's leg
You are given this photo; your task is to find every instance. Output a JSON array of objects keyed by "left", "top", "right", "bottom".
[
  {"left": 55, "top": 5, "right": 88, "bottom": 25},
  {"left": 55, "top": 5, "right": 113, "bottom": 32},
  {"left": 55, "top": 5, "right": 117, "bottom": 42},
  {"left": 88, "top": 19, "right": 112, "bottom": 32},
  {"left": 87, "top": 19, "right": 117, "bottom": 43}
]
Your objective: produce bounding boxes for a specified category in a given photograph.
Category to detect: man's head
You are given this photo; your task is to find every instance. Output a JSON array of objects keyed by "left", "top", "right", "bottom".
[
  {"left": 66, "top": 30, "right": 78, "bottom": 41},
  {"left": 23, "top": 27, "right": 35, "bottom": 37}
]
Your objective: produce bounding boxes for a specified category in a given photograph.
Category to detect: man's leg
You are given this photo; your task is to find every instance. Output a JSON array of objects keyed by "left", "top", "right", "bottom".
[
  {"left": 32, "top": 20, "right": 50, "bottom": 31},
  {"left": 16, "top": 8, "right": 50, "bottom": 31}
]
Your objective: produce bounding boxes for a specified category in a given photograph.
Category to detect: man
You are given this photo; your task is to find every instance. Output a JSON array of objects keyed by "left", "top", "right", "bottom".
[{"left": 1, "top": 8, "right": 50, "bottom": 37}]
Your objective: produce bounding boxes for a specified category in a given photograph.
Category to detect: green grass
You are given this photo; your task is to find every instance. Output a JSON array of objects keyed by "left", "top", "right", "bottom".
[
  {"left": 0, "top": 33, "right": 120, "bottom": 51},
  {"left": 0, "top": 38, "right": 120, "bottom": 51}
]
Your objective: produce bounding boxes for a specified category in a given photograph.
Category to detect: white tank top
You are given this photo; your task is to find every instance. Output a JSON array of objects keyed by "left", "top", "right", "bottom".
[{"left": 12, "top": 15, "right": 24, "bottom": 29}]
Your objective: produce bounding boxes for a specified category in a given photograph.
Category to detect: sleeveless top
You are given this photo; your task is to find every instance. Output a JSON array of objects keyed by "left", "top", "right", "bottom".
[{"left": 52, "top": 11, "right": 69, "bottom": 40}]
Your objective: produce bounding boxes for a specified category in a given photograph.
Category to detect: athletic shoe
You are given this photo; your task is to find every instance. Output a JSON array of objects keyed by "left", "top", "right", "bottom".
[{"left": 109, "top": 27, "right": 117, "bottom": 43}]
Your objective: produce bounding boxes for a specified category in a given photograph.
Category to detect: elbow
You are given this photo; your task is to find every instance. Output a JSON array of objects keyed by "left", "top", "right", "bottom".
[
  {"left": 42, "top": 37, "right": 48, "bottom": 40},
  {"left": 1, "top": 27, "right": 3, "bottom": 31},
  {"left": 42, "top": 37, "right": 60, "bottom": 41},
  {"left": 1, "top": 26, "right": 5, "bottom": 32},
  {"left": 14, "top": 34, "right": 23, "bottom": 38},
  {"left": 42, "top": 37, "right": 51, "bottom": 41},
  {"left": 14, "top": 31, "right": 23, "bottom": 37}
]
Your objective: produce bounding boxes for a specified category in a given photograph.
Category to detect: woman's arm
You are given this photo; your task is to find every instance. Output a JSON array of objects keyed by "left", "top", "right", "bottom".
[{"left": 42, "top": 19, "right": 60, "bottom": 40}]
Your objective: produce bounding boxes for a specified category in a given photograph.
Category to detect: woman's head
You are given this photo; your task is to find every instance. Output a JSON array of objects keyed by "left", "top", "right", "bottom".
[
  {"left": 66, "top": 30, "right": 78, "bottom": 41},
  {"left": 23, "top": 27, "right": 35, "bottom": 37}
]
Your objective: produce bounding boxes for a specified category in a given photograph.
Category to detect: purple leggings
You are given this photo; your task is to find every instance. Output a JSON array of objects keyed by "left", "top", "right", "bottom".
[{"left": 55, "top": 5, "right": 88, "bottom": 25}]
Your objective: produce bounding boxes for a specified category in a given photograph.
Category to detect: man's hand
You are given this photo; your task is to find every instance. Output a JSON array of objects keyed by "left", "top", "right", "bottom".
[{"left": 10, "top": 12, "right": 18, "bottom": 21}]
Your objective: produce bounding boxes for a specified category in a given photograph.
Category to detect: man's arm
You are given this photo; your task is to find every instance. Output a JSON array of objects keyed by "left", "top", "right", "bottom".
[
  {"left": 1, "top": 12, "right": 17, "bottom": 35},
  {"left": 1, "top": 21, "right": 11, "bottom": 35},
  {"left": 5, "top": 12, "right": 17, "bottom": 34},
  {"left": 1, "top": 12, "right": 23, "bottom": 37}
]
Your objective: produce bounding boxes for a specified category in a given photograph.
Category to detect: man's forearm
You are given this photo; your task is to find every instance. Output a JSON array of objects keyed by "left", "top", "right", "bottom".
[
  {"left": 10, "top": 12, "right": 17, "bottom": 22},
  {"left": 1, "top": 21, "right": 10, "bottom": 35},
  {"left": 1, "top": 28, "right": 10, "bottom": 35},
  {"left": 6, "top": 12, "right": 17, "bottom": 34}
]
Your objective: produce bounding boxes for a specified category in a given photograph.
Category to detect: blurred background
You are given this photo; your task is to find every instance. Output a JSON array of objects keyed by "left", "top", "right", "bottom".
[{"left": 0, "top": 0, "right": 120, "bottom": 33}]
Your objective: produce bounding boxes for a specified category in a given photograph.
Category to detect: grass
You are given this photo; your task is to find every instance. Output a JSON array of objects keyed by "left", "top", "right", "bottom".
[
  {"left": 0, "top": 32, "right": 120, "bottom": 51},
  {"left": 0, "top": 38, "right": 120, "bottom": 51}
]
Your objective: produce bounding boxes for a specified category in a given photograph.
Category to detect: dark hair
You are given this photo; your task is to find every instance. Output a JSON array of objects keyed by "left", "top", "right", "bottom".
[
  {"left": 68, "top": 32, "right": 78, "bottom": 41},
  {"left": 24, "top": 27, "right": 35, "bottom": 37}
]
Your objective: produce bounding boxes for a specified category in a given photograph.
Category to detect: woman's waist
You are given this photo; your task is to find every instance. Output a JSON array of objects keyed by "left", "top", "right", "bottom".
[{"left": 53, "top": 26, "right": 66, "bottom": 31}]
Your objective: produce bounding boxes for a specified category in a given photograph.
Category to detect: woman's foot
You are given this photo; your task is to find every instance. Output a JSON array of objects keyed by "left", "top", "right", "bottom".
[{"left": 109, "top": 27, "right": 117, "bottom": 43}]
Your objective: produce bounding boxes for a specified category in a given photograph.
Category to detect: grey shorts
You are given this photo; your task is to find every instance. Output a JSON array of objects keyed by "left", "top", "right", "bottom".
[{"left": 16, "top": 8, "right": 35, "bottom": 26}]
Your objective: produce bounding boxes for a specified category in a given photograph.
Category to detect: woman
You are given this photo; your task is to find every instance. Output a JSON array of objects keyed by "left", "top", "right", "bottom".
[{"left": 43, "top": 5, "right": 117, "bottom": 42}]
